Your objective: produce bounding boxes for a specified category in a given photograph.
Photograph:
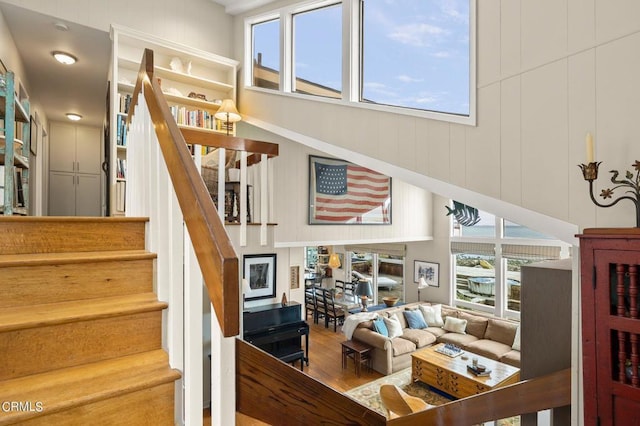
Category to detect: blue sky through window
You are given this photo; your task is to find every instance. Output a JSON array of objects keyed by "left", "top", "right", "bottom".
[
  {"left": 251, "top": 0, "right": 470, "bottom": 116},
  {"left": 362, "top": 0, "right": 470, "bottom": 115}
]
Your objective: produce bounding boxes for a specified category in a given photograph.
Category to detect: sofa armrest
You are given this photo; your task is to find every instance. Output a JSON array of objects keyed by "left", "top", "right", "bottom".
[{"left": 352, "top": 328, "right": 390, "bottom": 350}]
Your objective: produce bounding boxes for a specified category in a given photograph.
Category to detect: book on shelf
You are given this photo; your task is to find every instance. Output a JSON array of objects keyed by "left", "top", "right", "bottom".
[
  {"left": 116, "top": 115, "right": 127, "bottom": 146},
  {"left": 116, "top": 158, "right": 127, "bottom": 179},
  {"left": 117, "top": 93, "right": 132, "bottom": 114},
  {"left": 0, "top": 165, "right": 4, "bottom": 201},
  {"left": 14, "top": 168, "right": 24, "bottom": 207},
  {"left": 169, "top": 105, "right": 219, "bottom": 131}
]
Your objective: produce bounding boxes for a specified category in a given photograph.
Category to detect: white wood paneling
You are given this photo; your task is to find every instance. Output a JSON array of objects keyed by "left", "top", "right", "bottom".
[
  {"left": 427, "top": 120, "right": 451, "bottom": 183},
  {"left": 465, "top": 84, "right": 501, "bottom": 199},
  {"left": 500, "top": 75, "right": 522, "bottom": 206},
  {"left": 500, "top": 0, "right": 521, "bottom": 79},
  {"left": 477, "top": 0, "right": 501, "bottom": 88},
  {"left": 521, "top": 0, "right": 568, "bottom": 71},
  {"left": 568, "top": 0, "right": 595, "bottom": 54},
  {"left": 567, "top": 50, "right": 597, "bottom": 229},
  {"left": 594, "top": 31, "right": 640, "bottom": 227},
  {"left": 521, "top": 60, "right": 569, "bottom": 220},
  {"left": 595, "top": 0, "right": 640, "bottom": 46}
]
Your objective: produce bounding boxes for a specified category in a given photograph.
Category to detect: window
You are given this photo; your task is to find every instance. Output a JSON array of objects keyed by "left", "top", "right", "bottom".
[
  {"left": 293, "top": 4, "right": 342, "bottom": 98},
  {"left": 245, "top": 0, "right": 475, "bottom": 124},
  {"left": 252, "top": 18, "right": 280, "bottom": 90},
  {"left": 451, "top": 207, "right": 569, "bottom": 319},
  {"left": 361, "top": 0, "right": 471, "bottom": 115}
]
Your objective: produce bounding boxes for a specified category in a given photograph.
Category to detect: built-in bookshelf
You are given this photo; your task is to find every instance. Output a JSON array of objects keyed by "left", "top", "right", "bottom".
[
  {"left": 0, "top": 71, "right": 30, "bottom": 215},
  {"left": 109, "top": 24, "right": 239, "bottom": 216}
]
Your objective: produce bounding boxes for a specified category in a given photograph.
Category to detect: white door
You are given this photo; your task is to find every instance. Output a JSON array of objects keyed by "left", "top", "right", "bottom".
[
  {"left": 76, "top": 174, "right": 101, "bottom": 216},
  {"left": 49, "top": 171, "right": 75, "bottom": 216}
]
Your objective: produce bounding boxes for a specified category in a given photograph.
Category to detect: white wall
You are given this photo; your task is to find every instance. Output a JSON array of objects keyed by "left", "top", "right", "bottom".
[
  {"left": 233, "top": 0, "right": 640, "bottom": 235},
  {"left": 240, "top": 123, "right": 435, "bottom": 247}
]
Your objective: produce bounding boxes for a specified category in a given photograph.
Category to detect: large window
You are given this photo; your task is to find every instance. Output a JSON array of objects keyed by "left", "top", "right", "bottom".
[
  {"left": 252, "top": 18, "right": 280, "bottom": 90},
  {"left": 245, "top": 0, "right": 475, "bottom": 124},
  {"left": 451, "top": 207, "right": 569, "bottom": 319},
  {"left": 361, "top": 0, "right": 470, "bottom": 115},
  {"left": 293, "top": 4, "right": 342, "bottom": 98}
]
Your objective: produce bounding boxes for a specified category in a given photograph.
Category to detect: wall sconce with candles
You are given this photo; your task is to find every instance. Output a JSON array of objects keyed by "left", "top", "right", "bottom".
[
  {"left": 214, "top": 99, "right": 241, "bottom": 136},
  {"left": 578, "top": 132, "right": 640, "bottom": 227}
]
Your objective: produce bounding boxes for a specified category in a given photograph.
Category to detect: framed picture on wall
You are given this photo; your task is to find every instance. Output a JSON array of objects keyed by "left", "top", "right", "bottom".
[
  {"left": 290, "top": 265, "right": 300, "bottom": 289},
  {"left": 414, "top": 260, "right": 439, "bottom": 287},
  {"left": 243, "top": 254, "right": 277, "bottom": 300},
  {"left": 308, "top": 155, "right": 392, "bottom": 225}
]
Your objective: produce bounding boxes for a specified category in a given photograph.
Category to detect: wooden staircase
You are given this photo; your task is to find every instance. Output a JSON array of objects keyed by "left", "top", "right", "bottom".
[{"left": 0, "top": 217, "right": 181, "bottom": 425}]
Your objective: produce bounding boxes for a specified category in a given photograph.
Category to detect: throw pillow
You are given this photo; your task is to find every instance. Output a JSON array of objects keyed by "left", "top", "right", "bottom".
[
  {"left": 512, "top": 325, "right": 521, "bottom": 351},
  {"left": 404, "top": 310, "right": 428, "bottom": 329},
  {"left": 383, "top": 315, "right": 403, "bottom": 338},
  {"left": 443, "top": 316, "right": 467, "bottom": 334},
  {"left": 419, "top": 304, "right": 444, "bottom": 327},
  {"left": 372, "top": 317, "right": 389, "bottom": 337}
]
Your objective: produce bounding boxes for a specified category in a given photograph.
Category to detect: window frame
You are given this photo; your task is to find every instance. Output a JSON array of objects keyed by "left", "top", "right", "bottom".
[
  {"left": 244, "top": 0, "right": 477, "bottom": 126},
  {"left": 450, "top": 214, "right": 571, "bottom": 321}
]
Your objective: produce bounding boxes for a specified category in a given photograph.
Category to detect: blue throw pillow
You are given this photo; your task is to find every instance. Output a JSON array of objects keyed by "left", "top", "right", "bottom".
[
  {"left": 373, "top": 317, "right": 389, "bottom": 337},
  {"left": 404, "top": 309, "right": 428, "bottom": 329}
]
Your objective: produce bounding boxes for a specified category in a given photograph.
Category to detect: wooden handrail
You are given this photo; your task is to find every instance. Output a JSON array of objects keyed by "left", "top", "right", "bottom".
[
  {"left": 237, "top": 334, "right": 570, "bottom": 426},
  {"left": 129, "top": 49, "right": 239, "bottom": 337},
  {"left": 180, "top": 127, "right": 279, "bottom": 158},
  {"left": 387, "top": 368, "right": 571, "bottom": 425},
  {"left": 236, "top": 339, "right": 387, "bottom": 425}
]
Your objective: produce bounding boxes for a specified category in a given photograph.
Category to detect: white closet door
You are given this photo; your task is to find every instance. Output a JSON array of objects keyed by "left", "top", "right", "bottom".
[{"left": 49, "top": 171, "right": 76, "bottom": 215}]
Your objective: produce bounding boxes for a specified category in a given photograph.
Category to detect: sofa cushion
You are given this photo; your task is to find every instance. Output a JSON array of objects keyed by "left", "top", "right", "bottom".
[
  {"left": 441, "top": 306, "right": 458, "bottom": 320},
  {"left": 437, "top": 332, "right": 478, "bottom": 348},
  {"left": 465, "top": 339, "right": 512, "bottom": 361},
  {"left": 512, "top": 325, "right": 521, "bottom": 351},
  {"left": 424, "top": 327, "right": 447, "bottom": 338},
  {"left": 384, "top": 315, "right": 403, "bottom": 338},
  {"left": 485, "top": 319, "right": 519, "bottom": 346},
  {"left": 419, "top": 304, "right": 444, "bottom": 327},
  {"left": 386, "top": 309, "right": 409, "bottom": 329},
  {"left": 458, "top": 312, "right": 488, "bottom": 339},
  {"left": 373, "top": 317, "right": 389, "bottom": 337},
  {"left": 404, "top": 310, "right": 428, "bottom": 329},
  {"left": 443, "top": 316, "right": 467, "bottom": 334},
  {"left": 500, "top": 350, "right": 521, "bottom": 368},
  {"left": 391, "top": 336, "right": 417, "bottom": 356},
  {"left": 400, "top": 329, "right": 437, "bottom": 348}
]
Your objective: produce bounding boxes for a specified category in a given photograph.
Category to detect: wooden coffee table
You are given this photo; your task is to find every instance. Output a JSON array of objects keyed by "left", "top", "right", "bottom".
[{"left": 412, "top": 343, "right": 520, "bottom": 399}]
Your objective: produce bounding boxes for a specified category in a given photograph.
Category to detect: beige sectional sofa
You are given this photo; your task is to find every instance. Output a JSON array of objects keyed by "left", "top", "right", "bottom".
[{"left": 349, "top": 302, "right": 520, "bottom": 375}]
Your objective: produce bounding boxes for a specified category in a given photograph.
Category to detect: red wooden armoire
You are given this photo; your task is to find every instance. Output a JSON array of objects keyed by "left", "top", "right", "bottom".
[{"left": 579, "top": 228, "right": 640, "bottom": 426}]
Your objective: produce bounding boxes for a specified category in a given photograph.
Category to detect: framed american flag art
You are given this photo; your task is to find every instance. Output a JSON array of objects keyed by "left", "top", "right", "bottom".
[{"left": 308, "top": 155, "right": 392, "bottom": 225}]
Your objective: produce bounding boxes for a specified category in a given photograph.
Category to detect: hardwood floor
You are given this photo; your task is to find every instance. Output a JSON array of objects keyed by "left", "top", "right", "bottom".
[{"left": 205, "top": 315, "right": 383, "bottom": 424}]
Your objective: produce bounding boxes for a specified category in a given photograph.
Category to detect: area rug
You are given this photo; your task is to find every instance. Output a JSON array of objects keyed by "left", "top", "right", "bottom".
[{"left": 345, "top": 368, "right": 519, "bottom": 425}]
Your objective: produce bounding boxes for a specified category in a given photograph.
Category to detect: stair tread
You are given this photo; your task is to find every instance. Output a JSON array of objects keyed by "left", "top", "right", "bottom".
[
  {"left": 0, "top": 249, "right": 156, "bottom": 267},
  {"left": 0, "top": 293, "right": 168, "bottom": 332},
  {"left": 0, "top": 349, "right": 180, "bottom": 423}
]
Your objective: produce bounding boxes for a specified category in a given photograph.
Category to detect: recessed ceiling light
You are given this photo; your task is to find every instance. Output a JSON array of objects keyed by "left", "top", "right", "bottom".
[
  {"left": 52, "top": 51, "right": 77, "bottom": 65},
  {"left": 66, "top": 113, "right": 82, "bottom": 121}
]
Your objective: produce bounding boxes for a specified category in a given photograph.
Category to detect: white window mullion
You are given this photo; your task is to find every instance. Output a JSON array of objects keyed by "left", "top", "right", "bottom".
[
  {"left": 281, "top": 10, "right": 292, "bottom": 93},
  {"left": 344, "top": 0, "right": 360, "bottom": 102}
]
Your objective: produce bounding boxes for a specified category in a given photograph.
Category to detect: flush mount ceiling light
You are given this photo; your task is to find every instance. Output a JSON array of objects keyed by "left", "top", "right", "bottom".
[
  {"left": 66, "top": 113, "right": 82, "bottom": 121},
  {"left": 52, "top": 51, "right": 77, "bottom": 65}
]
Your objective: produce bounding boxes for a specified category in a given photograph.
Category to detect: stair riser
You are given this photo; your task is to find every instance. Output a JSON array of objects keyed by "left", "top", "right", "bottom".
[
  {"left": 0, "top": 259, "right": 154, "bottom": 308},
  {"left": 0, "top": 219, "right": 146, "bottom": 254},
  {"left": 0, "top": 311, "right": 163, "bottom": 381},
  {"left": 5, "top": 382, "right": 176, "bottom": 426}
]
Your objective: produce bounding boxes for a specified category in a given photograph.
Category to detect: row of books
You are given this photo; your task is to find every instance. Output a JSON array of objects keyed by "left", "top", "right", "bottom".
[
  {"left": 116, "top": 158, "right": 127, "bottom": 179},
  {"left": 116, "top": 114, "right": 127, "bottom": 147},
  {"left": 117, "top": 93, "right": 132, "bottom": 114},
  {"left": 169, "top": 105, "right": 234, "bottom": 133}
]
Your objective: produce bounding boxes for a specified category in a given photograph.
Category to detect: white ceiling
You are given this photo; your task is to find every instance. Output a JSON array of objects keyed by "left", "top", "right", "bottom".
[
  {"left": 211, "top": 0, "right": 277, "bottom": 15},
  {"left": 0, "top": 2, "right": 110, "bottom": 127}
]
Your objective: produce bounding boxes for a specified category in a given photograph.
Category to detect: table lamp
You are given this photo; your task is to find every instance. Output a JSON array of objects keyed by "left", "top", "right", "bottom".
[
  {"left": 355, "top": 280, "right": 373, "bottom": 312},
  {"left": 214, "top": 99, "right": 242, "bottom": 136},
  {"left": 328, "top": 253, "right": 341, "bottom": 269},
  {"left": 417, "top": 276, "right": 429, "bottom": 302}
]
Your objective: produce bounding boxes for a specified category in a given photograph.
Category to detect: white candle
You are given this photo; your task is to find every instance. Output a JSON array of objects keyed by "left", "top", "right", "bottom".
[{"left": 586, "top": 133, "right": 595, "bottom": 163}]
